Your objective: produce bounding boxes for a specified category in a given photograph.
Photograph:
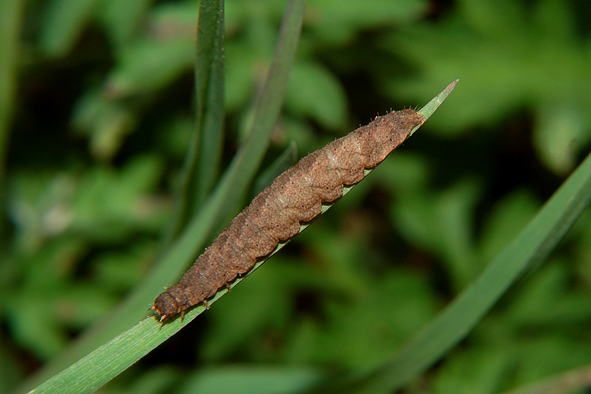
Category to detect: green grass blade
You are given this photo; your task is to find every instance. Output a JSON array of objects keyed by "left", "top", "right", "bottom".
[
  {"left": 19, "top": 1, "right": 307, "bottom": 393},
  {"left": 329, "top": 147, "right": 591, "bottom": 393},
  {"left": 193, "top": 0, "right": 226, "bottom": 205},
  {"left": 415, "top": 79, "right": 458, "bottom": 127},
  {"left": 164, "top": 0, "right": 225, "bottom": 245},
  {"left": 21, "top": 317, "right": 192, "bottom": 394}
]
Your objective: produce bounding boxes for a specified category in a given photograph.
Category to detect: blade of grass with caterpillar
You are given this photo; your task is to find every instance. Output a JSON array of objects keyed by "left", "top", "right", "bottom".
[
  {"left": 22, "top": 77, "right": 454, "bottom": 394},
  {"left": 152, "top": 80, "right": 457, "bottom": 320},
  {"left": 16, "top": 0, "right": 306, "bottom": 393}
]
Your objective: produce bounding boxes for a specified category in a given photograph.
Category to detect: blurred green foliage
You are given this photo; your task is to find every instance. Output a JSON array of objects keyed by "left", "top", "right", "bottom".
[{"left": 1, "top": 0, "right": 591, "bottom": 393}]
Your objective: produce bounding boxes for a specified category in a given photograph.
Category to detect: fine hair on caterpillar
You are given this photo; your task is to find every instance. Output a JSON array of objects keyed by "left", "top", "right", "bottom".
[{"left": 153, "top": 108, "right": 425, "bottom": 322}]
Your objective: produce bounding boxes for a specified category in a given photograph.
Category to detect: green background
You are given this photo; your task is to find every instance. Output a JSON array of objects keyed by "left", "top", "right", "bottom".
[{"left": 2, "top": 0, "right": 591, "bottom": 393}]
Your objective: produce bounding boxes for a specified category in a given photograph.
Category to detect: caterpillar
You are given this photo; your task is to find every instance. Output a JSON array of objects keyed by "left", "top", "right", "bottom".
[{"left": 153, "top": 108, "right": 425, "bottom": 321}]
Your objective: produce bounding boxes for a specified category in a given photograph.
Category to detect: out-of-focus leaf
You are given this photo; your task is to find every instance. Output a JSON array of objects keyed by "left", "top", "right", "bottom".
[
  {"left": 393, "top": 179, "right": 481, "bottom": 289},
  {"left": 38, "top": 0, "right": 101, "bottom": 57},
  {"left": 71, "top": 88, "right": 137, "bottom": 161},
  {"left": 7, "top": 282, "right": 116, "bottom": 359},
  {"left": 121, "top": 366, "right": 183, "bottom": 394},
  {"left": 383, "top": 0, "right": 591, "bottom": 174},
  {"left": 0, "top": 338, "right": 21, "bottom": 394},
  {"left": 98, "top": 0, "right": 154, "bottom": 45},
  {"left": 179, "top": 366, "right": 324, "bottom": 394},
  {"left": 105, "top": 38, "right": 195, "bottom": 98},
  {"left": 374, "top": 152, "right": 431, "bottom": 194},
  {"left": 93, "top": 244, "right": 153, "bottom": 291},
  {"left": 285, "top": 61, "right": 347, "bottom": 129},
  {"left": 70, "top": 155, "right": 167, "bottom": 240},
  {"left": 534, "top": 102, "right": 591, "bottom": 175},
  {"left": 200, "top": 259, "right": 297, "bottom": 361},
  {"left": 307, "top": 0, "right": 426, "bottom": 44}
]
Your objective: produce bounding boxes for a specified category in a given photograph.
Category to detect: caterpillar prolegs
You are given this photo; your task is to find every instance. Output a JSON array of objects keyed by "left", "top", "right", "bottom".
[{"left": 153, "top": 108, "right": 425, "bottom": 321}]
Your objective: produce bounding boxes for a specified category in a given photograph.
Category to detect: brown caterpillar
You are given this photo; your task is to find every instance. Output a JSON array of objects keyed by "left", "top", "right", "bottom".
[{"left": 153, "top": 108, "right": 425, "bottom": 321}]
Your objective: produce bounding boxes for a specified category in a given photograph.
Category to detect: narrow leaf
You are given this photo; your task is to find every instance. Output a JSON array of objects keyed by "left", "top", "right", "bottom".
[{"left": 164, "top": 0, "right": 226, "bottom": 245}]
